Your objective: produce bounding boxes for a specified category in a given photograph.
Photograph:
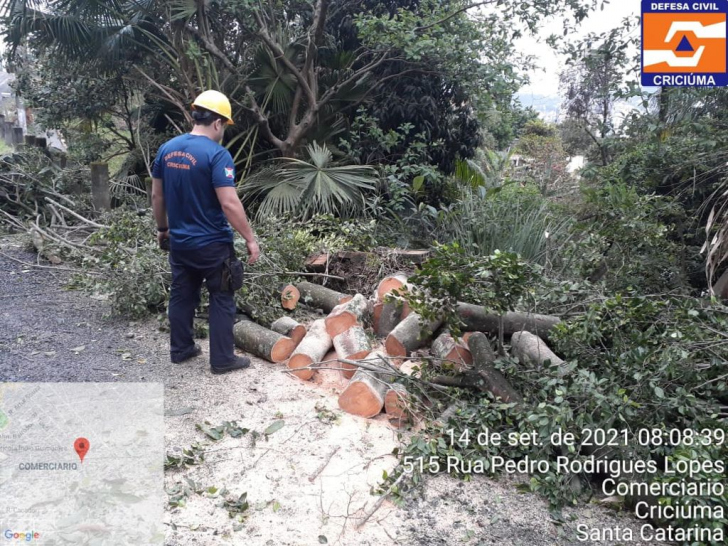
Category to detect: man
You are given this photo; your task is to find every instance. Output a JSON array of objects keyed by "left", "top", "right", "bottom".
[{"left": 151, "top": 90, "right": 260, "bottom": 374}]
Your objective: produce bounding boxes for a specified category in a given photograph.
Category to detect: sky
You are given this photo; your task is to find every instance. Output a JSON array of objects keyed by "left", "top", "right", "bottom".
[{"left": 516, "top": 1, "right": 642, "bottom": 100}]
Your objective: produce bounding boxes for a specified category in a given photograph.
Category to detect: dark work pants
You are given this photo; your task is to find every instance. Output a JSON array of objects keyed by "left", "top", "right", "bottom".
[{"left": 168, "top": 242, "right": 236, "bottom": 367}]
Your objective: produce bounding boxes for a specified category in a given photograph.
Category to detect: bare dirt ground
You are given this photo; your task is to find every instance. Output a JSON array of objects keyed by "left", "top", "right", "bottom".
[{"left": 0, "top": 234, "right": 667, "bottom": 546}]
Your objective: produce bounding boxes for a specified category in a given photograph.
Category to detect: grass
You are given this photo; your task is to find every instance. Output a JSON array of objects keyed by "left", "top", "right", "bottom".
[{"left": 435, "top": 184, "right": 573, "bottom": 265}]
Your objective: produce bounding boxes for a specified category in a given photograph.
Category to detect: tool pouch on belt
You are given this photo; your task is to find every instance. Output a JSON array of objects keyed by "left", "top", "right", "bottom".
[{"left": 221, "top": 247, "right": 244, "bottom": 292}]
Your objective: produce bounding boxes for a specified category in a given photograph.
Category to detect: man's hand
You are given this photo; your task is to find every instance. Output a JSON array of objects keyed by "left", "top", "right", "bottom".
[
  {"left": 246, "top": 240, "right": 260, "bottom": 264},
  {"left": 158, "top": 231, "right": 170, "bottom": 251}
]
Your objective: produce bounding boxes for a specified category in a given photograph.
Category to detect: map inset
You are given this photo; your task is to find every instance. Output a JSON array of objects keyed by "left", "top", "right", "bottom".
[{"left": 0, "top": 383, "right": 164, "bottom": 545}]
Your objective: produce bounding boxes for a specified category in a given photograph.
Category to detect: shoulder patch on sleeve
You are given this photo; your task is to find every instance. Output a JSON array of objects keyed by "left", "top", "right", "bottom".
[{"left": 224, "top": 167, "right": 235, "bottom": 179}]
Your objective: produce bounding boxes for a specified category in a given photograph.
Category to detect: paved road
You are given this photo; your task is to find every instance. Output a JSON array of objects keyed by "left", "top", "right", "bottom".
[{"left": 0, "top": 238, "right": 167, "bottom": 382}]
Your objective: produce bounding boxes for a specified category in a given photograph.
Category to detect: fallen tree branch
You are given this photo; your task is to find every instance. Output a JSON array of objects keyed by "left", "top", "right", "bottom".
[
  {"left": 0, "top": 208, "right": 26, "bottom": 230},
  {"left": 355, "top": 472, "right": 408, "bottom": 529},
  {"left": 0, "top": 251, "right": 100, "bottom": 275},
  {"left": 44, "top": 197, "right": 108, "bottom": 229},
  {"left": 244, "top": 271, "right": 346, "bottom": 281},
  {"left": 308, "top": 446, "right": 340, "bottom": 483}
]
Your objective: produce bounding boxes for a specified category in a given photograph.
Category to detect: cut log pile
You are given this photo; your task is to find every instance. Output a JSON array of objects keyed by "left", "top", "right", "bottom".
[{"left": 232, "top": 276, "right": 563, "bottom": 425}]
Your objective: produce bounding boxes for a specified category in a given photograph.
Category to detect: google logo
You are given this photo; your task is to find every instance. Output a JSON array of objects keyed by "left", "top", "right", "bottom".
[{"left": 3, "top": 530, "right": 40, "bottom": 541}]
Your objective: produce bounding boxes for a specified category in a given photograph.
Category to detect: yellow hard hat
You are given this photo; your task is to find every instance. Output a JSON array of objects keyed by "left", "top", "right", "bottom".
[{"left": 192, "top": 90, "right": 234, "bottom": 125}]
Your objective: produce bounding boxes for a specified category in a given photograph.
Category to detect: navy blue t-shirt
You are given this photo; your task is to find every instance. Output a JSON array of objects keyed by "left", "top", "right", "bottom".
[{"left": 152, "top": 134, "right": 236, "bottom": 250}]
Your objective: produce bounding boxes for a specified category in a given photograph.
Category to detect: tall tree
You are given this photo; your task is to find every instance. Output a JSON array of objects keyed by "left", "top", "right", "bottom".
[{"left": 3, "top": 0, "right": 603, "bottom": 163}]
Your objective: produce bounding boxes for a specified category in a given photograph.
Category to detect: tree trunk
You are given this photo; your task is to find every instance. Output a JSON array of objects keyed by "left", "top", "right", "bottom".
[
  {"left": 338, "top": 368, "right": 389, "bottom": 418},
  {"left": 319, "top": 349, "right": 340, "bottom": 370},
  {"left": 270, "top": 316, "right": 306, "bottom": 345},
  {"left": 376, "top": 273, "right": 409, "bottom": 300},
  {"left": 385, "top": 312, "right": 442, "bottom": 357},
  {"left": 431, "top": 331, "right": 472, "bottom": 371},
  {"left": 325, "top": 293, "right": 368, "bottom": 338},
  {"left": 373, "top": 300, "right": 403, "bottom": 337},
  {"left": 288, "top": 319, "right": 333, "bottom": 380},
  {"left": 333, "top": 325, "right": 372, "bottom": 379},
  {"left": 456, "top": 303, "right": 560, "bottom": 340},
  {"left": 384, "top": 383, "right": 410, "bottom": 420},
  {"left": 468, "top": 332, "right": 522, "bottom": 404},
  {"left": 510, "top": 330, "right": 565, "bottom": 374},
  {"left": 233, "top": 320, "right": 297, "bottom": 363},
  {"left": 712, "top": 268, "right": 728, "bottom": 299},
  {"left": 296, "top": 281, "right": 352, "bottom": 313}
]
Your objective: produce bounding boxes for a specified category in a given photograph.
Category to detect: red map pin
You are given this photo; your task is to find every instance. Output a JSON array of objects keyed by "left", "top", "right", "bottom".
[{"left": 74, "top": 437, "right": 90, "bottom": 463}]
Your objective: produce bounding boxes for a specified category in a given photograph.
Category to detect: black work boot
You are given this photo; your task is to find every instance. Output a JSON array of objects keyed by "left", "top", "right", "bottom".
[
  {"left": 171, "top": 344, "right": 203, "bottom": 363},
  {"left": 210, "top": 356, "right": 251, "bottom": 374}
]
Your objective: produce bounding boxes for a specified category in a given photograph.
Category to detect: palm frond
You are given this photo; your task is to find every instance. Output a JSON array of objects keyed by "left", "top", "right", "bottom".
[
  {"left": 249, "top": 43, "right": 301, "bottom": 115},
  {"left": 243, "top": 142, "right": 377, "bottom": 220}
]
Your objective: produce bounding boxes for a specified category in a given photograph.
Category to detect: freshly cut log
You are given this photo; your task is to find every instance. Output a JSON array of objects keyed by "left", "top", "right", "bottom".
[
  {"left": 279, "top": 284, "right": 300, "bottom": 310},
  {"left": 270, "top": 316, "right": 306, "bottom": 345},
  {"left": 296, "top": 281, "right": 352, "bottom": 313},
  {"left": 431, "top": 331, "right": 472, "bottom": 371},
  {"left": 338, "top": 369, "right": 389, "bottom": 418},
  {"left": 233, "top": 320, "right": 297, "bottom": 363},
  {"left": 333, "top": 325, "right": 372, "bottom": 379},
  {"left": 384, "top": 383, "right": 409, "bottom": 419},
  {"left": 468, "top": 332, "right": 522, "bottom": 404},
  {"left": 457, "top": 303, "right": 560, "bottom": 340},
  {"left": 373, "top": 300, "right": 403, "bottom": 337},
  {"left": 325, "top": 294, "right": 368, "bottom": 338},
  {"left": 376, "top": 273, "right": 409, "bottom": 300},
  {"left": 510, "top": 330, "right": 565, "bottom": 373},
  {"left": 361, "top": 349, "right": 398, "bottom": 382},
  {"left": 288, "top": 319, "right": 333, "bottom": 380},
  {"left": 385, "top": 312, "right": 442, "bottom": 357}
]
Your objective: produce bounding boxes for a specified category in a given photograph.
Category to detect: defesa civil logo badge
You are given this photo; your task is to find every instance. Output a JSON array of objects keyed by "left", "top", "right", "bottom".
[
  {"left": 225, "top": 167, "right": 234, "bottom": 179},
  {"left": 642, "top": 1, "right": 728, "bottom": 86}
]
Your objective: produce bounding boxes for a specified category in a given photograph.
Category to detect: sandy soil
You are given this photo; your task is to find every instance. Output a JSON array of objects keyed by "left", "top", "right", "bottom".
[{"left": 0, "top": 234, "right": 667, "bottom": 546}]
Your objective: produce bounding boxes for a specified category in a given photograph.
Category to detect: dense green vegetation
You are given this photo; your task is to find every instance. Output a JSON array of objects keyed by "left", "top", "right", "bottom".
[{"left": 1, "top": 1, "right": 727, "bottom": 543}]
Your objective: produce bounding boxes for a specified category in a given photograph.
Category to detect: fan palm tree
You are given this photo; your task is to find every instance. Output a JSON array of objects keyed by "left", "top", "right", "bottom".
[
  {"left": 2, "top": 0, "right": 158, "bottom": 64},
  {"left": 243, "top": 141, "right": 377, "bottom": 220}
]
